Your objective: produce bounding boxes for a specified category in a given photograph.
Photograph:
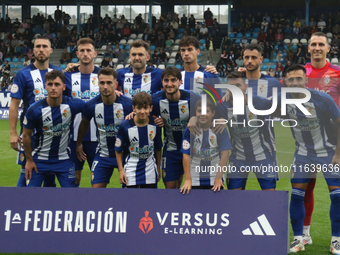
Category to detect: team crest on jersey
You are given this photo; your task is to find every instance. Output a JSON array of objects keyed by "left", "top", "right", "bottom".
[
  {"left": 196, "top": 77, "right": 202, "bottom": 83},
  {"left": 116, "top": 110, "right": 121, "bottom": 118},
  {"left": 324, "top": 75, "right": 330, "bottom": 85},
  {"left": 92, "top": 77, "right": 98, "bottom": 86},
  {"left": 209, "top": 135, "right": 216, "bottom": 145},
  {"left": 149, "top": 130, "right": 154, "bottom": 140},
  {"left": 91, "top": 172, "right": 94, "bottom": 181},
  {"left": 260, "top": 84, "right": 266, "bottom": 93},
  {"left": 143, "top": 75, "right": 149, "bottom": 83},
  {"left": 20, "top": 153, "right": 25, "bottom": 162},
  {"left": 63, "top": 109, "right": 68, "bottom": 117},
  {"left": 181, "top": 105, "right": 186, "bottom": 113},
  {"left": 308, "top": 107, "right": 313, "bottom": 115},
  {"left": 249, "top": 112, "right": 255, "bottom": 120},
  {"left": 182, "top": 140, "right": 190, "bottom": 150}
]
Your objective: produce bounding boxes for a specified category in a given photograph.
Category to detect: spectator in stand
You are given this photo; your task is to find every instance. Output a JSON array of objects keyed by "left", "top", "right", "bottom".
[
  {"left": 170, "top": 19, "right": 179, "bottom": 35},
  {"left": 23, "top": 55, "right": 30, "bottom": 66},
  {"left": 296, "top": 45, "right": 306, "bottom": 64},
  {"left": 245, "top": 18, "right": 252, "bottom": 32},
  {"left": 121, "top": 25, "right": 131, "bottom": 37},
  {"left": 165, "top": 36, "right": 173, "bottom": 53},
  {"left": 205, "top": 16, "right": 214, "bottom": 37},
  {"left": 261, "top": 18, "right": 269, "bottom": 32},
  {"left": 317, "top": 18, "right": 326, "bottom": 31},
  {"left": 263, "top": 13, "right": 270, "bottom": 23},
  {"left": 189, "top": 15, "right": 196, "bottom": 29},
  {"left": 130, "top": 21, "right": 139, "bottom": 35},
  {"left": 283, "top": 60, "right": 292, "bottom": 76},
  {"left": 241, "top": 35, "right": 249, "bottom": 46},
  {"left": 155, "top": 35, "right": 165, "bottom": 51},
  {"left": 60, "top": 48, "right": 71, "bottom": 64},
  {"left": 4, "top": 43, "right": 13, "bottom": 59},
  {"left": 275, "top": 62, "right": 284, "bottom": 78},
  {"left": 257, "top": 29, "right": 267, "bottom": 42},
  {"left": 151, "top": 50, "right": 158, "bottom": 64},
  {"left": 275, "top": 29, "right": 283, "bottom": 42},
  {"left": 0, "top": 50, "right": 3, "bottom": 64},
  {"left": 100, "top": 57, "right": 110, "bottom": 68},
  {"left": 229, "top": 50, "right": 235, "bottom": 63},
  {"left": 286, "top": 50, "right": 295, "bottom": 63},
  {"left": 216, "top": 59, "right": 225, "bottom": 77},
  {"left": 158, "top": 48, "right": 168, "bottom": 65},
  {"left": 220, "top": 50, "right": 229, "bottom": 65},
  {"left": 11, "top": 36, "right": 18, "bottom": 49},
  {"left": 263, "top": 41, "right": 273, "bottom": 59},
  {"left": 175, "top": 50, "right": 183, "bottom": 66},
  {"left": 330, "top": 42, "right": 339, "bottom": 58},
  {"left": 199, "top": 24, "right": 209, "bottom": 39},
  {"left": 293, "top": 17, "right": 302, "bottom": 28},
  {"left": 254, "top": 12, "right": 262, "bottom": 28},
  {"left": 117, "top": 48, "right": 128, "bottom": 66},
  {"left": 225, "top": 63, "right": 234, "bottom": 75},
  {"left": 237, "top": 18, "right": 245, "bottom": 33},
  {"left": 169, "top": 28, "right": 175, "bottom": 39},
  {"left": 326, "top": 17, "right": 334, "bottom": 33},
  {"left": 55, "top": 5, "right": 62, "bottom": 28},
  {"left": 333, "top": 24, "right": 340, "bottom": 41},
  {"left": 142, "top": 29, "right": 150, "bottom": 42},
  {"left": 222, "top": 35, "right": 232, "bottom": 48},
  {"left": 204, "top": 8, "right": 213, "bottom": 22},
  {"left": 235, "top": 55, "right": 244, "bottom": 67},
  {"left": 62, "top": 12, "right": 71, "bottom": 25},
  {"left": 14, "top": 43, "right": 22, "bottom": 58},
  {"left": 116, "top": 20, "right": 124, "bottom": 34},
  {"left": 284, "top": 24, "right": 292, "bottom": 36},
  {"left": 181, "top": 14, "right": 187, "bottom": 28},
  {"left": 292, "top": 23, "right": 300, "bottom": 36},
  {"left": 1, "top": 60, "right": 10, "bottom": 73},
  {"left": 268, "top": 68, "right": 275, "bottom": 77}
]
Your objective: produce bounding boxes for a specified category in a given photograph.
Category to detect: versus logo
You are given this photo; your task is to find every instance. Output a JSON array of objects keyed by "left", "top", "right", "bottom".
[{"left": 139, "top": 211, "right": 153, "bottom": 234}]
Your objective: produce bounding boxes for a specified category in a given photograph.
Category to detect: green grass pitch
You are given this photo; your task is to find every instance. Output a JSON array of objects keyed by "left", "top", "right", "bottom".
[{"left": 0, "top": 119, "right": 333, "bottom": 255}]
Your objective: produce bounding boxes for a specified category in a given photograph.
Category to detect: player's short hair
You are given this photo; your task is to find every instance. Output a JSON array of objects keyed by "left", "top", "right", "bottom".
[
  {"left": 45, "top": 70, "right": 66, "bottom": 83},
  {"left": 130, "top": 39, "right": 150, "bottom": 52},
  {"left": 285, "top": 64, "right": 306, "bottom": 75},
  {"left": 98, "top": 67, "right": 118, "bottom": 79},
  {"left": 179, "top": 36, "right": 200, "bottom": 49},
  {"left": 161, "top": 66, "right": 182, "bottom": 80},
  {"left": 310, "top": 31, "right": 328, "bottom": 44},
  {"left": 244, "top": 43, "right": 263, "bottom": 55},
  {"left": 77, "top": 38, "right": 95, "bottom": 48},
  {"left": 34, "top": 35, "right": 51, "bottom": 47},
  {"left": 132, "top": 92, "right": 152, "bottom": 107},
  {"left": 196, "top": 97, "right": 216, "bottom": 112},
  {"left": 227, "top": 71, "right": 246, "bottom": 79}
]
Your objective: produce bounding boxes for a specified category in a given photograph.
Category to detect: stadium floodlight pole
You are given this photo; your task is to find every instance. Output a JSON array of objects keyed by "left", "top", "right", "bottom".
[
  {"left": 148, "top": 0, "right": 152, "bottom": 29},
  {"left": 305, "top": 0, "right": 310, "bottom": 26},
  {"left": 227, "top": 1, "right": 232, "bottom": 34},
  {"left": 77, "top": 2, "right": 81, "bottom": 34}
]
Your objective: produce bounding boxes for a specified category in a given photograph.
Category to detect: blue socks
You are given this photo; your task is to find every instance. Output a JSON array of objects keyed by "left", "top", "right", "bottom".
[
  {"left": 330, "top": 189, "right": 340, "bottom": 237},
  {"left": 290, "top": 188, "right": 306, "bottom": 236}
]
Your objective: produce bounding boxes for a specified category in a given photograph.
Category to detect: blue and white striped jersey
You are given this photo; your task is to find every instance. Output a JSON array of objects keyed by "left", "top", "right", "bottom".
[
  {"left": 23, "top": 96, "right": 84, "bottom": 166},
  {"left": 180, "top": 66, "right": 222, "bottom": 100},
  {"left": 115, "top": 117, "right": 163, "bottom": 186},
  {"left": 117, "top": 67, "right": 163, "bottom": 98},
  {"left": 246, "top": 74, "right": 283, "bottom": 99},
  {"left": 216, "top": 95, "right": 275, "bottom": 161},
  {"left": 279, "top": 89, "right": 340, "bottom": 157},
  {"left": 10, "top": 63, "right": 62, "bottom": 119},
  {"left": 152, "top": 89, "right": 201, "bottom": 151},
  {"left": 64, "top": 66, "right": 101, "bottom": 142},
  {"left": 181, "top": 127, "right": 232, "bottom": 186},
  {"left": 83, "top": 94, "right": 133, "bottom": 158}
]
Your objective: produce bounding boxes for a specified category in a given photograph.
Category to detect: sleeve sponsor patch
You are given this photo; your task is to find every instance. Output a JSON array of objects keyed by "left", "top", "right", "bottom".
[
  {"left": 182, "top": 140, "right": 190, "bottom": 150},
  {"left": 23, "top": 116, "right": 27, "bottom": 125},
  {"left": 115, "top": 137, "right": 122, "bottom": 147},
  {"left": 11, "top": 84, "right": 19, "bottom": 93}
]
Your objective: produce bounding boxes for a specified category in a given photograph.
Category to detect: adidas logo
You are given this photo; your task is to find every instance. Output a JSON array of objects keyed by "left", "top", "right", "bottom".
[
  {"left": 131, "top": 136, "right": 138, "bottom": 142},
  {"left": 44, "top": 117, "right": 51, "bottom": 122},
  {"left": 125, "top": 78, "right": 132, "bottom": 83},
  {"left": 96, "top": 114, "right": 103, "bottom": 119},
  {"left": 35, "top": 78, "right": 42, "bottom": 83},
  {"left": 73, "top": 81, "right": 79, "bottom": 86},
  {"left": 242, "top": 214, "right": 276, "bottom": 236},
  {"left": 161, "top": 109, "right": 169, "bottom": 114},
  {"left": 194, "top": 138, "right": 201, "bottom": 144}
]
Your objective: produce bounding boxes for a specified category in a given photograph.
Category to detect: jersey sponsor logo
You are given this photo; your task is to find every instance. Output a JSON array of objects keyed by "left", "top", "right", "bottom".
[
  {"left": 161, "top": 109, "right": 169, "bottom": 114},
  {"left": 35, "top": 78, "right": 42, "bottom": 83},
  {"left": 180, "top": 105, "right": 186, "bottom": 113},
  {"left": 72, "top": 81, "right": 80, "bottom": 86},
  {"left": 182, "top": 140, "right": 190, "bottom": 150},
  {"left": 23, "top": 116, "right": 28, "bottom": 125},
  {"left": 92, "top": 77, "right": 98, "bottom": 86},
  {"left": 124, "top": 88, "right": 152, "bottom": 97},
  {"left": 115, "top": 137, "right": 122, "bottom": 147},
  {"left": 97, "top": 123, "right": 119, "bottom": 132},
  {"left": 96, "top": 113, "right": 103, "bottom": 119},
  {"left": 44, "top": 116, "right": 51, "bottom": 122},
  {"left": 130, "top": 145, "right": 154, "bottom": 153},
  {"left": 33, "top": 88, "right": 47, "bottom": 95},
  {"left": 43, "top": 122, "right": 71, "bottom": 132},
  {"left": 71, "top": 90, "right": 100, "bottom": 100},
  {"left": 11, "top": 84, "right": 19, "bottom": 93},
  {"left": 139, "top": 211, "right": 153, "bottom": 234},
  {"left": 149, "top": 130, "right": 154, "bottom": 140}
]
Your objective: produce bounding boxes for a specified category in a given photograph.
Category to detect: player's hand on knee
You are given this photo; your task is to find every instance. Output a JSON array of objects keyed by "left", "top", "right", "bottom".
[
  {"left": 153, "top": 116, "right": 164, "bottom": 127},
  {"left": 204, "top": 65, "right": 218, "bottom": 74},
  {"left": 188, "top": 117, "right": 200, "bottom": 136},
  {"left": 76, "top": 144, "right": 87, "bottom": 162},
  {"left": 10, "top": 134, "right": 21, "bottom": 151},
  {"left": 180, "top": 179, "right": 192, "bottom": 194},
  {"left": 125, "top": 111, "right": 136, "bottom": 120},
  {"left": 114, "top": 90, "right": 123, "bottom": 97},
  {"left": 212, "top": 118, "right": 226, "bottom": 134},
  {"left": 119, "top": 171, "right": 127, "bottom": 185},
  {"left": 212, "top": 177, "right": 225, "bottom": 192},
  {"left": 65, "top": 63, "right": 80, "bottom": 72}
]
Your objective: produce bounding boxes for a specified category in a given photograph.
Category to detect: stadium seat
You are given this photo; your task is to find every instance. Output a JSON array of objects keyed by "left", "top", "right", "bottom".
[
  {"left": 12, "top": 58, "right": 19, "bottom": 62},
  {"left": 71, "top": 58, "right": 78, "bottom": 63},
  {"left": 4, "top": 58, "right": 11, "bottom": 62},
  {"left": 179, "top": 28, "right": 185, "bottom": 33},
  {"left": 175, "top": 64, "right": 182, "bottom": 69},
  {"left": 328, "top": 38, "right": 332, "bottom": 44},
  {"left": 127, "top": 58, "right": 131, "bottom": 64},
  {"left": 158, "top": 64, "right": 165, "bottom": 70},
  {"left": 165, "top": 52, "right": 170, "bottom": 58},
  {"left": 10, "top": 64, "right": 15, "bottom": 69},
  {"left": 172, "top": 45, "right": 179, "bottom": 51},
  {"left": 197, "top": 59, "right": 200, "bottom": 63},
  {"left": 129, "top": 34, "right": 137, "bottom": 39},
  {"left": 20, "top": 58, "right": 25, "bottom": 62},
  {"left": 119, "top": 44, "right": 124, "bottom": 49},
  {"left": 272, "top": 52, "right": 277, "bottom": 57},
  {"left": 168, "top": 58, "right": 175, "bottom": 65},
  {"left": 252, "top": 33, "right": 258, "bottom": 38},
  {"left": 176, "top": 33, "right": 183, "bottom": 39},
  {"left": 254, "top": 28, "right": 261, "bottom": 32},
  {"left": 245, "top": 33, "right": 251, "bottom": 38},
  {"left": 170, "top": 52, "right": 177, "bottom": 58},
  {"left": 112, "top": 58, "right": 118, "bottom": 63},
  {"left": 136, "top": 34, "right": 143, "bottom": 39},
  {"left": 94, "top": 58, "right": 102, "bottom": 64},
  {"left": 125, "top": 45, "right": 130, "bottom": 50},
  {"left": 300, "top": 38, "right": 308, "bottom": 44},
  {"left": 199, "top": 39, "right": 206, "bottom": 44},
  {"left": 235, "top": 39, "right": 241, "bottom": 44},
  {"left": 127, "top": 39, "right": 134, "bottom": 44},
  {"left": 331, "top": 58, "right": 339, "bottom": 64},
  {"left": 251, "top": 39, "right": 258, "bottom": 44},
  {"left": 291, "top": 38, "right": 299, "bottom": 45},
  {"left": 236, "top": 33, "right": 243, "bottom": 38},
  {"left": 228, "top": 33, "right": 235, "bottom": 38},
  {"left": 12, "top": 70, "right": 18, "bottom": 74},
  {"left": 60, "top": 64, "right": 67, "bottom": 69},
  {"left": 101, "top": 45, "right": 107, "bottom": 50},
  {"left": 326, "top": 32, "right": 333, "bottom": 38},
  {"left": 116, "top": 64, "right": 124, "bottom": 70},
  {"left": 263, "top": 58, "right": 270, "bottom": 63},
  {"left": 199, "top": 45, "right": 204, "bottom": 50},
  {"left": 119, "top": 39, "right": 127, "bottom": 44},
  {"left": 149, "top": 45, "right": 156, "bottom": 50},
  {"left": 261, "top": 65, "right": 268, "bottom": 70},
  {"left": 16, "top": 64, "right": 23, "bottom": 69},
  {"left": 175, "top": 39, "right": 180, "bottom": 44},
  {"left": 167, "top": 64, "right": 173, "bottom": 67},
  {"left": 284, "top": 39, "right": 291, "bottom": 44},
  {"left": 270, "top": 64, "right": 276, "bottom": 69}
]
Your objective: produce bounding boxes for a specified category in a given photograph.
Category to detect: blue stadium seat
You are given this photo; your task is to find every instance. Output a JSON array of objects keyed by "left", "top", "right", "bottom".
[
  {"left": 179, "top": 28, "right": 185, "bottom": 33},
  {"left": 245, "top": 33, "right": 251, "bottom": 38},
  {"left": 12, "top": 58, "right": 19, "bottom": 62},
  {"left": 270, "top": 64, "right": 276, "bottom": 69},
  {"left": 119, "top": 44, "right": 124, "bottom": 49},
  {"left": 94, "top": 28, "right": 98, "bottom": 33},
  {"left": 10, "top": 64, "right": 15, "bottom": 69},
  {"left": 71, "top": 58, "right": 78, "bottom": 63},
  {"left": 13, "top": 70, "right": 18, "bottom": 74},
  {"left": 60, "top": 64, "right": 67, "bottom": 69},
  {"left": 4, "top": 58, "right": 11, "bottom": 62},
  {"left": 231, "top": 22, "right": 237, "bottom": 27},
  {"left": 125, "top": 45, "right": 130, "bottom": 50},
  {"left": 198, "top": 52, "right": 202, "bottom": 57},
  {"left": 200, "top": 39, "right": 206, "bottom": 44},
  {"left": 197, "top": 59, "right": 200, "bottom": 63},
  {"left": 16, "top": 64, "right": 23, "bottom": 69},
  {"left": 272, "top": 52, "right": 277, "bottom": 57},
  {"left": 20, "top": 58, "right": 25, "bottom": 62},
  {"left": 235, "top": 39, "right": 241, "bottom": 44},
  {"left": 176, "top": 33, "right": 183, "bottom": 39},
  {"left": 52, "top": 33, "right": 56, "bottom": 38},
  {"left": 228, "top": 33, "right": 235, "bottom": 38},
  {"left": 175, "top": 64, "right": 182, "bottom": 69},
  {"left": 149, "top": 45, "right": 156, "bottom": 50},
  {"left": 283, "top": 52, "right": 287, "bottom": 57},
  {"left": 167, "top": 64, "right": 173, "bottom": 67},
  {"left": 254, "top": 28, "right": 261, "bottom": 32},
  {"left": 261, "top": 65, "right": 268, "bottom": 70},
  {"left": 263, "top": 58, "right": 270, "bottom": 63},
  {"left": 236, "top": 33, "right": 243, "bottom": 38},
  {"left": 252, "top": 33, "right": 258, "bottom": 38},
  {"left": 271, "top": 58, "right": 278, "bottom": 63},
  {"left": 199, "top": 45, "right": 204, "bottom": 50}
]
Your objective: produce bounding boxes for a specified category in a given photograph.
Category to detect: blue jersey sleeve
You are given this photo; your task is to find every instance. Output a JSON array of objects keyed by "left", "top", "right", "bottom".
[
  {"left": 154, "top": 125, "right": 163, "bottom": 150},
  {"left": 70, "top": 98, "right": 85, "bottom": 117},
  {"left": 217, "top": 129, "right": 232, "bottom": 151},
  {"left": 189, "top": 91, "right": 201, "bottom": 117},
  {"left": 64, "top": 72, "right": 72, "bottom": 97},
  {"left": 323, "top": 93, "right": 340, "bottom": 120},
  {"left": 151, "top": 92, "right": 162, "bottom": 116},
  {"left": 121, "top": 97, "right": 133, "bottom": 117},
  {"left": 115, "top": 121, "right": 129, "bottom": 153},
  {"left": 83, "top": 100, "right": 95, "bottom": 122},
  {"left": 180, "top": 127, "right": 191, "bottom": 155},
  {"left": 10, "top": 70, "right": 26, "bottom": 99},
  {"left": 23, "top": 105, "right": 38, "bottom": 130}
]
